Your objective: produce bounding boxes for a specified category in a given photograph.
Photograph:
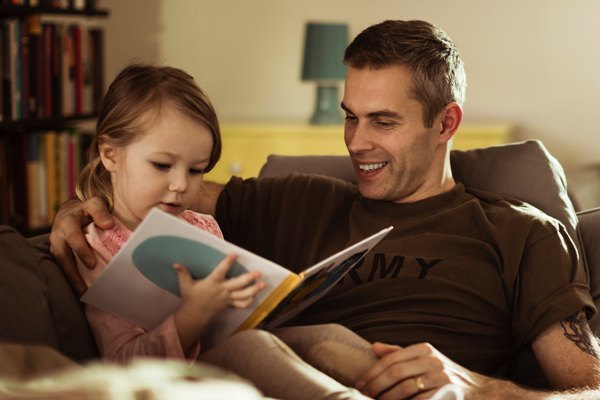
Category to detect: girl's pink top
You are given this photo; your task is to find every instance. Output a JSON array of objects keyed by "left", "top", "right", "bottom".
[{"left": 76, "top": 209, "right": 224, "bottom": 363}]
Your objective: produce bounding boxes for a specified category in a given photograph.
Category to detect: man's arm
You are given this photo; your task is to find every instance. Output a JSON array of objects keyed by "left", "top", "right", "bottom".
[
  {"left": 355, "top": 311, "right": 600, "bottom": 400},
  {"left": 192, "top": 181, "right": 224, "bottom": 216},
  {"left": 530, "top": 309, "right": 600, "bottom": 389},
  {"left": 50, "top": 197, "right": 114, "bottom": 295}
]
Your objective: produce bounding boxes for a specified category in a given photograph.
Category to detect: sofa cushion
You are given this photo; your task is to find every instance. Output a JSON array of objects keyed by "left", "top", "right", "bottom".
[{"left": 0, "top": 226, "right": 99, "bottom": 361}]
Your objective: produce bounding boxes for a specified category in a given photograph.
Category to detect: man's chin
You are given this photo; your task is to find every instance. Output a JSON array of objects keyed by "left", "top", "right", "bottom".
[{"left": 357, "top": 184, "right": 388, "bottom": 201}]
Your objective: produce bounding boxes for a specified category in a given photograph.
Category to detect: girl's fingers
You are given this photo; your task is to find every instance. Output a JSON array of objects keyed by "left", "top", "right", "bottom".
[
  {"left": 173, "top": 263, "right": 193, "bottom": 290},
  {"left": 230, "top": 280, "right": 266, "bottom": 299},
  {"left": 207, "top": 254, "right": 238, "bottom": 281},
  {"left": 224, "top": 271, "right": 263, "bottom": 290}
]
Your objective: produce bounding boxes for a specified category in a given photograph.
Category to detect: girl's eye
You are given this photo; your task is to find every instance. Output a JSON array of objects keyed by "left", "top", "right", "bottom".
[
  {"left": 152, "top": 162, "right": 170, "bottom": 170},
  {"left": 189, "top": 168, "right": 204, "bottom": 175}
]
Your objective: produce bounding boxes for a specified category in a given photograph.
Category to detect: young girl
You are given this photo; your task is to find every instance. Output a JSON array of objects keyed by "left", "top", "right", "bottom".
[{"left": 75, "top": 64, "right": 376, "bottom": 400}]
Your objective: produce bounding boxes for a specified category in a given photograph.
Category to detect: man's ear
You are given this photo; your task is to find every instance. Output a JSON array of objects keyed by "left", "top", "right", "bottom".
[
  {"left": 99, "top": 143, "right": 119, "bottom": 172},
  {"left": 438, "top": 102, "right": 463, "bottom": 143}
]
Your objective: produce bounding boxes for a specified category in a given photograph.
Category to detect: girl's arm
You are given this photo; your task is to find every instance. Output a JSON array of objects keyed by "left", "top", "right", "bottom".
[{"left": 173, "top": 254, "right": 265, "bottom": 352}]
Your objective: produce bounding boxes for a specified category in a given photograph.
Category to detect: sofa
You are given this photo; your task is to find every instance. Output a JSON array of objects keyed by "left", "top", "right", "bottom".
[{"left": 0, "top": 139, "right": 599, "bottom": 390}]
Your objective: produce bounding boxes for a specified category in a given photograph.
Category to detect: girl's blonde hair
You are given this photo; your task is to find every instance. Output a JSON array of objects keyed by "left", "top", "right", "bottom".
[{"left": 76, "top": 64, "right": 222, "bottom": 209}]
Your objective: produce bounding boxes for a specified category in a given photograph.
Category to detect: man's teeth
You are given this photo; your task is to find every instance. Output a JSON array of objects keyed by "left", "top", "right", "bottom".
[{"left": 359, "top": 162, "right": 387, "bottom": 172}]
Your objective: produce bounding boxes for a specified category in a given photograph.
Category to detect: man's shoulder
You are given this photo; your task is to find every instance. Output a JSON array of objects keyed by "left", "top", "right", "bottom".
[{"left": 464, "top": 185, "right": 564, "bottom": 232}]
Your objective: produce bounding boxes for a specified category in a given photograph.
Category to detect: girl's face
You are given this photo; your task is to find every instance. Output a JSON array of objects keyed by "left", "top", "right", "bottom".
[{"left": 100, "top": 105, "right": 214, "bottom": 231}]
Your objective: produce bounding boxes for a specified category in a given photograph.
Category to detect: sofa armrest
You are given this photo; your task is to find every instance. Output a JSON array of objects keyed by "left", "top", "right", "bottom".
[{"left": 0, "top": 226, "right": 98, "bottom": 360}]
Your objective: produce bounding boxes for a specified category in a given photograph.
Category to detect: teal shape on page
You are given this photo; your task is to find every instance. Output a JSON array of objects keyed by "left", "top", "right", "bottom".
[{"left": 131, "top": 236, "right": 248, "bottom": 297}]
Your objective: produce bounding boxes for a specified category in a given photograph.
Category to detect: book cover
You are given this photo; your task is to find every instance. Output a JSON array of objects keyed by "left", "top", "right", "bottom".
[{"left": 81, "top": 208, "right": 392, "bottom": 348}]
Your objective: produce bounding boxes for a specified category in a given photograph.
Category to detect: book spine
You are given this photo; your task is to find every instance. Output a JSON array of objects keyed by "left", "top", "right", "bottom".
[
  {"left": 19, "top": 17, "right": 30, "bottom": 120},
  {"left": 89, "top": 28, "right": 103, "bottom": 113},
  {"left": 1, "top": 21, "right": 13, "bottom": 121},
  {"left": 4, "top": 133, "right": 28, "bottom": 227},
  {"left": 43, "top": 130, "right": 57, "bottom": 224},
  {"left": 26, "top": 131, "right": 40, "bottom": 228},
  {"left": 51, "top": 23, "right": 63, "bottom": 117},
  {"left": 28, "top": 15, "right": 42, "bottom": 119},
  {"left": 42, "top": 23, "right": 53, "bottom": 118},
  {"left": 0, "top": 136, "right": 9, "bottom": 224},
  {"left": 235, "top": 274, "right": 301, "bottom": 332},
  {"left": 71, "top": 24, "right": 82, "bottom": 115},
  {"left": 67, "top": 129, "right": 77, "bottom": 199},
  {"left": 10, "top": 19, "right": 22, "bottom": 120}
]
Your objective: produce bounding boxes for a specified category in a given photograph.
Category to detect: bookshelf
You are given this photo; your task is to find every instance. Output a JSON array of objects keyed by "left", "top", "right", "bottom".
[{"left": 0, "top": 3, "right": 108, "bottom": 236}]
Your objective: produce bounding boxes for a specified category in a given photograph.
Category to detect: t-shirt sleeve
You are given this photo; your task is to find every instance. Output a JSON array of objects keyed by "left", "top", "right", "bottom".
[{"left": 512, "top": 221, "right": 596, "bottom": 346}]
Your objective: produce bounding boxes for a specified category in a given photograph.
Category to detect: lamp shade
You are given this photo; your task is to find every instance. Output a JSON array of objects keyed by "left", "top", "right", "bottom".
[{"left": 301, "top": 22, "right": 348, "bottom": 82}]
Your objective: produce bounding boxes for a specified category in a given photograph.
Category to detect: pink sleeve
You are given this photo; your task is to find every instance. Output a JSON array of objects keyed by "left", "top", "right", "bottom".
[
  {"left": 84, "top": 305, "right": 200, "bottom": 362},
  {"left": 78, "top": 222, "right": 200, "bottom": 362}
]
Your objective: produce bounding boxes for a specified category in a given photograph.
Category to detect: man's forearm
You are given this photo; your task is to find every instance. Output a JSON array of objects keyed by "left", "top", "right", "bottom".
[{"left": 468, "top": 377, "right": 600, "bottom": 400}]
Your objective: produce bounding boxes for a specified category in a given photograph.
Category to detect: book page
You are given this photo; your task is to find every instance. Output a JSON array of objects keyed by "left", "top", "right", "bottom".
[
  {"left": 259, "top": 226, "right": 393, "bottom": 330},
  {"left": 81, "top": 208, "right": 292, "bottom": 340}
]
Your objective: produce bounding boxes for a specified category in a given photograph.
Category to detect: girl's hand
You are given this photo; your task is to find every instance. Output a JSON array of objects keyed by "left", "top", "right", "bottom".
[{"left": 173, "top": 254, "right": 265, "bottom": 351}]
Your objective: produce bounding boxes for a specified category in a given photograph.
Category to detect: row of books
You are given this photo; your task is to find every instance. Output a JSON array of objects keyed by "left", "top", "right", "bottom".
[
  {"left": 0, "top": 0, "right": 97, "bottom": 10},
  {"left": 0, "top": 129, "right": 93, "bottom": 230},
  {"left": 0, "top": 16, "right": 104, "bottom": 122}
]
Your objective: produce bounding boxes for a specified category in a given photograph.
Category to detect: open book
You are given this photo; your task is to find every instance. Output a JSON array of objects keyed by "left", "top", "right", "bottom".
[{"left": 81, "top": 208, "right": 392, "bottom": 348}]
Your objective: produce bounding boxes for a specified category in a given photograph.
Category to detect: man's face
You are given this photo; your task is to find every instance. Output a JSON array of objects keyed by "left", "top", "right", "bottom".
[{"left": 342, "top": 65, "right": 448, "bottom": 203}]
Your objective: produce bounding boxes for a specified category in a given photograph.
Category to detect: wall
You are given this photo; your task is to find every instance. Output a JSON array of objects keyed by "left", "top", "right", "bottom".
[{"left": 104, "top": 0, "right": 600, "bottom": 169}]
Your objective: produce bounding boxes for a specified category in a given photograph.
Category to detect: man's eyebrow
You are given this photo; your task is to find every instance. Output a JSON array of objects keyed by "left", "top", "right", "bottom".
[
  {"left": 340, "top": 102, "right": 403, "bottom": 120},
  {"left": 340, "top": 102, "right": 353, "bottom": 114}
]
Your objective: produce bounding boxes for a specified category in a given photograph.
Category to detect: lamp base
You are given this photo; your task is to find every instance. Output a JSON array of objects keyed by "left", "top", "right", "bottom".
[{"left": 310, "top": 85, "right": 343, "bottom": 125}]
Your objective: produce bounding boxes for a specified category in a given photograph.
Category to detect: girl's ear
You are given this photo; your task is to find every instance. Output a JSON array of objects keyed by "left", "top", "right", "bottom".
[{"left": 99, "top": 143, "right": 119, "bottom": 172}]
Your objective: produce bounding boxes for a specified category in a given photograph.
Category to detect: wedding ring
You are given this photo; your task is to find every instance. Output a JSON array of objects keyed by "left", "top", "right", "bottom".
[{"left": 415, "top": 376, "right": 426, "bottom": 391}]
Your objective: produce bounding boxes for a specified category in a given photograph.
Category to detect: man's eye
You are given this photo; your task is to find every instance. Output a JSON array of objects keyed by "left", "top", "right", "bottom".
[
  {"left": 344, "top": 115, "right": 357, "bottom": 122},
  {"left": 152, "top": 162, "right": 170, "bottom": 170},
  {"left": 375, "top": 120, "right": 395, "bottom": 129}
]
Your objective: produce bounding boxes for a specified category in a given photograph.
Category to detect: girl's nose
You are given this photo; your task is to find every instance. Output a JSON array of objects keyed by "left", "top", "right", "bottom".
[{"left": 168, "top": 172, "right": 188, "bottom": 193}]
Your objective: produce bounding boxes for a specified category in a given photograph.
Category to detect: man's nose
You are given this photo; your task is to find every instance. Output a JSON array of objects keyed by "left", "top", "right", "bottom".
[{"left": 345, "top": 122, "right": 374, "bottom": 154}]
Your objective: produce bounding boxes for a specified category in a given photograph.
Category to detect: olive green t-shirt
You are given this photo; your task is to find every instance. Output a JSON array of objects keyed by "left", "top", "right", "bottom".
[{"left": 216, "top": 174, "right": 595, "bottom": 374}]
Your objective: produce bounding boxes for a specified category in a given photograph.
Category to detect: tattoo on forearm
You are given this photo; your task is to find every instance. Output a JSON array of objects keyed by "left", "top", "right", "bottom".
[{"left": 561, "top": 309, "right": 599, "bottom": 359}]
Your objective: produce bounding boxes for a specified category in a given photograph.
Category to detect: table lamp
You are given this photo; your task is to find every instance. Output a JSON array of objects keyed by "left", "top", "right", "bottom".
[{"left": 301, "top": 22, "right": 349, "bottom": 124}]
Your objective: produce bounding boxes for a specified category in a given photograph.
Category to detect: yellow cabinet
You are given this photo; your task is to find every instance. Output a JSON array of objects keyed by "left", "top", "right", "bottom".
[{"left": 206, "top": 123, "right": 514, "bottom": 183}]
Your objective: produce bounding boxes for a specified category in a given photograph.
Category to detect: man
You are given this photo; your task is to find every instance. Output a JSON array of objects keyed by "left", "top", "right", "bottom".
[{"left": 51, "top": 20, "right": 600, "bottom": 399}]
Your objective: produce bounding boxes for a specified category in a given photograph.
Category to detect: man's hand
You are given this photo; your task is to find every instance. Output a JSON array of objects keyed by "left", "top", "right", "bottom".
[
  {"left": 355, "top": 342, "right": 485, "bottom": 400},
  {"left": 49, "top": 197, "right": 114, "bottom": 295}
]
